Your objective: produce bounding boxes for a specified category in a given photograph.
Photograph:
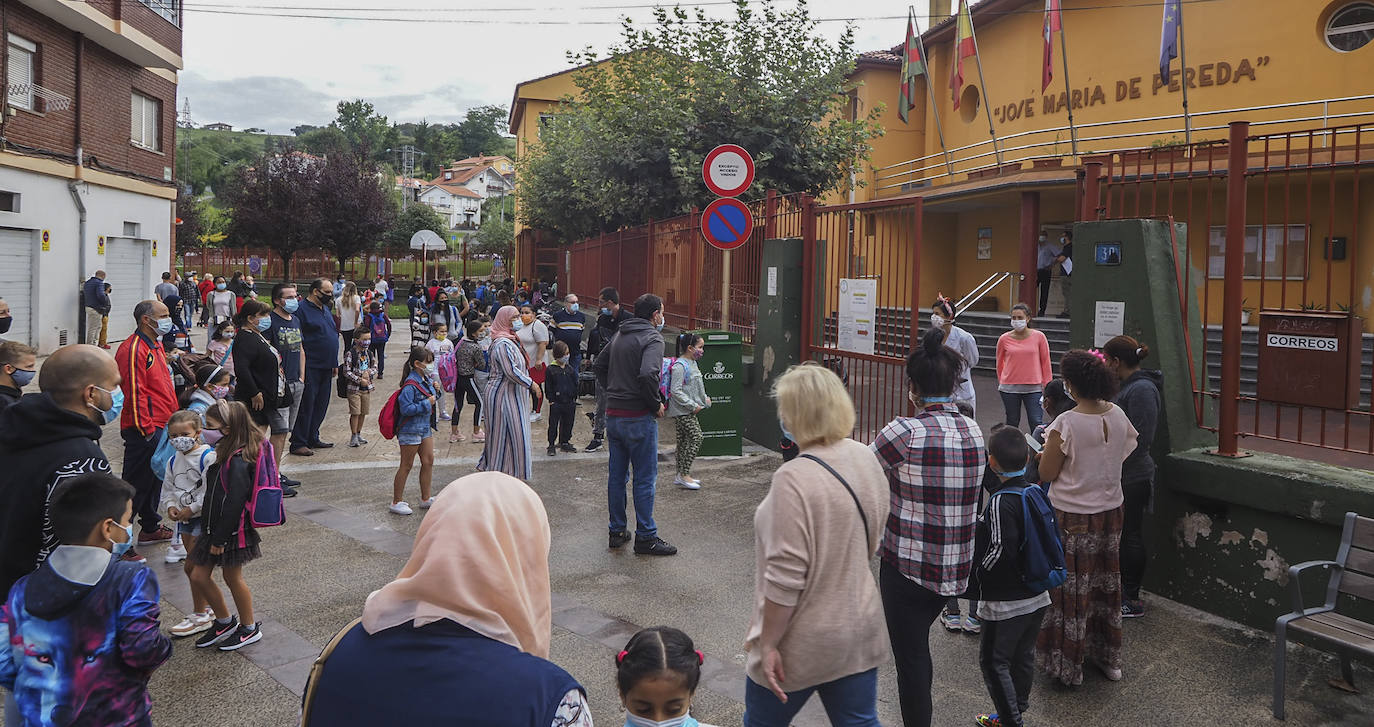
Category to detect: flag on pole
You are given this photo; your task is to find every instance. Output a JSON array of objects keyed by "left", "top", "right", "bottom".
[
  {"left": 898, "top": 8, "right": 926, "bottom": 124},
  {"left": 1042, "top": 0, "right": 1061, "bottom": 93},
  {"left": 950, "top": 0, "right": 977, "bottom": 109},
  {"left": 1159, "top": 0, "right": 1182, "bottom": 83}
]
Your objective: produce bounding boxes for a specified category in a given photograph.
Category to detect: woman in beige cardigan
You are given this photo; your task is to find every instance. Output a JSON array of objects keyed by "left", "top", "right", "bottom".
[{"left": 744, "top": 363, "right": 890, "bottom": 726}]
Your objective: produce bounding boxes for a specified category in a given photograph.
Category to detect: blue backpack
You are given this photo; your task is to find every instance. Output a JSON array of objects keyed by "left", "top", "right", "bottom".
[{"left": 992, "top": 483, "right": 1067, "bottom": 592}]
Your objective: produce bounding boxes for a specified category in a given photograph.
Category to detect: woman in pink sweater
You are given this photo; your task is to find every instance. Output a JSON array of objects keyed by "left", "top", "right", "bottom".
[{"left": 995, "top": 304, "right": 1053, "bottom": 430}]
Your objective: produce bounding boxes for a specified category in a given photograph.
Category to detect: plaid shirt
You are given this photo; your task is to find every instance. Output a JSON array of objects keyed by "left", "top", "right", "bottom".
[{"left": 871, "top": 403, "right": 987, "bottom": 596}]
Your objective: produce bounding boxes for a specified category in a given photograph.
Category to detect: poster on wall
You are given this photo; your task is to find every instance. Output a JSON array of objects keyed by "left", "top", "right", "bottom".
[
  {"left": 977, "top": 227, "right": 992, "bottom": 260},
  {"left": 837, "top": 277, "right": 877, "bottom": 356},
  {"left": 1094, "top": 301, "right": 1125, "bottom": 347}
]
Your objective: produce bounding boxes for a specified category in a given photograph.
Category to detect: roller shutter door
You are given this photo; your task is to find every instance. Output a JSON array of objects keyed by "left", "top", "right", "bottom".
[
  {"left": 0, "top": 228, "right": 35, "bottom": 347},
  {"left": 102, "top": 237, "right": 151, "bottom": 344}
]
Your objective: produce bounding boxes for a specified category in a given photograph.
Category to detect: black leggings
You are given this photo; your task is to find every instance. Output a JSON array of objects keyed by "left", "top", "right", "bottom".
[
  {"left": 451, "top": 375, "right": 483, "bottom": 427},
  {"left": 1120, "top": 478, "right": 1152, "bottom": 601}
]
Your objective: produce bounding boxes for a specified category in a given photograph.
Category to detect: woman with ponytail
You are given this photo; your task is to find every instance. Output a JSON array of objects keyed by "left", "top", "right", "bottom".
[
  {"left": 1103, "top": 336, "right": 1163, "bottom": 620},
  {"left": 928, "top": 295, "right": 980, "bottom": 414},
  {"left": 1034, "top": 349, "right": 1138, "bottom": 686},
  {"left": 666, "top": 333, "right": 711, "bottom": 490}
]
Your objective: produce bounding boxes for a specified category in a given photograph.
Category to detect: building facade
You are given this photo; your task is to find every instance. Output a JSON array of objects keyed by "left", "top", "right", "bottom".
[{"left": 1, "top": 0, "right": 181, "bottom": 352}]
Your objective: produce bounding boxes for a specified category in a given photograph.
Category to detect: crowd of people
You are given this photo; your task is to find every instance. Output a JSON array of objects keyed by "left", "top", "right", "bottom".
[{"left": 0, "top": 261, "right": 1167, "bottom": 727}]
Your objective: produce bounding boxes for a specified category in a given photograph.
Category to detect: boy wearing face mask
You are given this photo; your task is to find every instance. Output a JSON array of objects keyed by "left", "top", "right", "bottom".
[
  {"left": 543, "top": 340, "right": 579, "bottom": 456},
  {"left": 0, "top": 340, "right": 37, "bottom": 413},
  {"left": 159, "top": 410, "right": 218, "bottom": 633},
  {"left": 0, "top": 473, "right": 172, "bottom": 725}
]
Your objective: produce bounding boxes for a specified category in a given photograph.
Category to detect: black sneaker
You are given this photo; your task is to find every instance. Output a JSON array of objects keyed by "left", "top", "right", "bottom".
[
  {"left": 634, "top": 536, "right": 678, "bottom": 556},
  {"left": 609, "top": 530, "right": 631, "bottom": 549},
  {"left": 218, "top": 622, "right": 263, "bottom": 651},
  {"left": 559, "top": 443, "right": 578, "bottom": 453},
  {"left": 195, "top": 616, "right": 239, "bottom": 648},
  {"left": 547, "top": 446, "right": 557, "bottom": 456},
  {"left": 1122, "top": 600, "right": 1146, "bottom": 619},
  {"left": 282, "top": 484, "right": 298, "bottom": 498},
  {"left": 280, "top": 475, "right": 301, "bottom": 488},
  {"left": 585, "top": 439, "right": 604, "bottom": 453}
]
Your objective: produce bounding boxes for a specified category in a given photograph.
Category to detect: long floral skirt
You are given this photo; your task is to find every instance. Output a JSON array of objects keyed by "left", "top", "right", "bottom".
[{"left": 1035, "top": 506, "right": 1124, "bottom": 686}]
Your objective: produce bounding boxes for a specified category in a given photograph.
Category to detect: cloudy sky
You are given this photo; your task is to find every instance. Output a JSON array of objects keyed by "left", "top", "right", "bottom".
[{"left": 178, "top": 0, "right": 935, "bottom": 134}]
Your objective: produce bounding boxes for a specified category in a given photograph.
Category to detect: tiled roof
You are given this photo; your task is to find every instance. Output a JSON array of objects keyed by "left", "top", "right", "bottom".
[
  {"left": 452, "top": 155, "right": 512, "bottom": 167},
  {"left": 858, "top": 48, "right": 903, "bottom": 66},
  {"left": 424, "top": 183, "right": 482, "bottom": 199}
]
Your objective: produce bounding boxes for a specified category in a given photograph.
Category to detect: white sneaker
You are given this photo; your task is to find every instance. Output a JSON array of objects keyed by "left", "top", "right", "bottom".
[
  {"left": 417, "top": 498, "right": 434, "bottom": 509},
  {"left": 170, "top": 610, "right": 215, "bottom": 637},
  {"left": 164, "top": 543, "right": 187, "bottom": 563},
  {"left": 347, "top": 434, "right": 360, "bottom": 448},
  {"left": 674, "top": 477, "right": 701, "bottom": 490},
  {"left": 356, "top": 434, "right": 369, "bottom": 444},
  {"left": 529, "top": 412, "right": 542, "bottom": 423},
  {"left": 389, "top": 501, "right": 414, "bottom": 515},
  {"left": 439, "top": 413, "right": 452, "bottom": 421}
]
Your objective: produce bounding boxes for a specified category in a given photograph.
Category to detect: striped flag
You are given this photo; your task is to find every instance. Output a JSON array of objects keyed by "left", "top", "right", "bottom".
[
  {"left": 898, "top": 8, "right": 925, "bottom": 124},
  {"left": 949, "top": 0, "right": 977, "bottom": 109},
  {"left": 1042, "top": 0, "right": 1061, "bottom": 93},
  {"left": 1159, "top": 0, "right": 1182, "bottom": 82}
]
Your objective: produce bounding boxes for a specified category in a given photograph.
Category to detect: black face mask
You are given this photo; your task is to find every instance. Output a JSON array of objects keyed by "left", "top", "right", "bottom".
[{"left": 0, "top": 317, "right": 10, "bottom": 335}]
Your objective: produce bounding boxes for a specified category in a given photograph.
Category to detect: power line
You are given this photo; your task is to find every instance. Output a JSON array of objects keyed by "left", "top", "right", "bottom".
[{"left": 182, "top": 0, "right": 738, "bottom": 11}]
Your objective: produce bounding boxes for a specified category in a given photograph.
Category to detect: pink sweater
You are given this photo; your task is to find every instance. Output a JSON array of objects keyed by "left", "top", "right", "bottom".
[{"left": 996, "top": 330, "right": 1053, "bottom": 386}]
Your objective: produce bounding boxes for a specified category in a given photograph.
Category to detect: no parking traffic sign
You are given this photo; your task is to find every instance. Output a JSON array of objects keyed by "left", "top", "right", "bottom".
[
  {"left": 702, "top": 144, "right": 755, "bottom": 197},
  {"left": 700, "top": 198, "right": 753, "bottom": 251}
]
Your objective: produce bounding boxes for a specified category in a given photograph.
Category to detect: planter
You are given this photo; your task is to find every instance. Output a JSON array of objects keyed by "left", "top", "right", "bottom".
[
  {"left": 1032, "top": 157, "right": 1065, "bottom": 169},
  {"left": 1240, "top": 310, "right": 1252, "bottom": 325},
  {"left": 997, "top": 162, "right": 1024, "bottom": 175}
]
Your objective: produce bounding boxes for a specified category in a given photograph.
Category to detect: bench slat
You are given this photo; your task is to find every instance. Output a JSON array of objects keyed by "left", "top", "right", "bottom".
[
  {"left": 1307, "top": 612, "right": 1374, "bottom": 641},
  {"left": 1289, "top": 616, "right": 1374, "bottom": 659},
  {"left": 1353, "top": 516, "right": 1374, "bottom": 551},
  {"left": 1338, "top": 569, "right": 1374, "bottom": 601},
  {"left": 1347, "top": 547, "right": 1374, "bottom": 578}
]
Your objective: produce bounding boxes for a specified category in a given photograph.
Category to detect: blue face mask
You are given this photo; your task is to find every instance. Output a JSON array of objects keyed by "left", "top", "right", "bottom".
[
  {"left": 9, "top": 368, "right": 35, "bottom": 388},
  {"left": 283, "top": 298, "right": 299, "bottom": 313},
  {"left": 600, "top": 307, "right": 610, "bottom": 316},
  {"left": 569, "top": 303, "right": 579, "bottom": 313},
  {"left": 779, "top": 415, "right": 795, "bottom": 442},
  {"left": 216, "top": 283, "right": 227, "bottom": 291},
  {"left": 155, "top": 317, "right": 174, "bottom": 336},
  {"left": 256, "top": 316, "right": 272, "bottom": 332},
  {"left": 110, "top": 522, "right": 135, "bottom": 557},
  {"left": 994, "top": 466, "right": 1028, "bottom": 479},
  {"left": 91, "top": 385, "right": 124, "bottom": 425},
  {"left": 512, "top": 319, "right": 525, "bottom": 331}
]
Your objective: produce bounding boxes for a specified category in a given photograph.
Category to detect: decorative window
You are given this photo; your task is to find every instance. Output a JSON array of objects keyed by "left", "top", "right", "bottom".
[
  {"left": 138, "top": 0, "right": 181, "bottom": 26},
  {"left": 131, "top": 92, "right": 161, "bottom": 151},
  {"left": 1208, "top": 225, "right": 1308, "bottom": 280},
  {"left": 6, "top": 34, "right": 37, "bottom": 111},
  {"left": 1326, "top": 3, "right": 1374, "bottom": 52}
]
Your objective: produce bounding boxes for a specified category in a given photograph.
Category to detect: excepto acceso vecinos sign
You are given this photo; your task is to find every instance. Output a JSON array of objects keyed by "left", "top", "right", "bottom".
[{"left": 1266, "top": 333, "right": 1339, "bottom": 352}]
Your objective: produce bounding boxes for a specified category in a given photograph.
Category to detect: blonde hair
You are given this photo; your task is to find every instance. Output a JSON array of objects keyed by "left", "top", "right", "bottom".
[
  {"left": 341, "top": 281, "right": 359, "bottom": 309},
  {"left": 772, "top": 363, "right": 855, "bottom": 449}
]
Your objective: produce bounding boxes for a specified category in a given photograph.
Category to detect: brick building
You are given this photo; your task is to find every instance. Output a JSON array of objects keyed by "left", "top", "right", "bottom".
[{"left": 1, "top": 0, "right": 181, "bottom": 352}]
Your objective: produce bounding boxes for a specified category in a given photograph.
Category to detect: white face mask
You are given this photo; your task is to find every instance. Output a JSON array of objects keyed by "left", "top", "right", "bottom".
[
  {"left": 1010, "top": 319, "right": 1028, "bottom": 331},
  {"left": 625, "top": 714, "right": 691, "bottom": 727},
  {"left": 930, "top": 314, "right": 947, "bottom": 329}
]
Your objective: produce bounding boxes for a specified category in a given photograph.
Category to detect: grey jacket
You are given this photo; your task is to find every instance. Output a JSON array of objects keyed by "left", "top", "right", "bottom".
[
  {"left": 666, "top": 357, "right": 709, "bottom": 418},
  {"left": 1116, "top": 369, "right": 1163, "bottom": 483},
  {"left": 594, "top": 317, "right": 663, "bottom": 414}
]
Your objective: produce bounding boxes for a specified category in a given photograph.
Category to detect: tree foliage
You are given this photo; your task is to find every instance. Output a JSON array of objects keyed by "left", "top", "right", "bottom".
[
  {"left": 314, "top": 146, "right": 397, "bottom": 274},
  {"left": 382, "top": 202, "right": 448, "bottom": 260},
  {"left": 469, "top": 196, "right": 514, "bottom": 260},
  {"left": 517, "top": 0, "right": 881, "bottom": 240},
  {"left": 221, "top": 144, "right": 325, "bottom": 269},
  {"left": 175, "top": 190, "right": 204, "bottom": 251}
]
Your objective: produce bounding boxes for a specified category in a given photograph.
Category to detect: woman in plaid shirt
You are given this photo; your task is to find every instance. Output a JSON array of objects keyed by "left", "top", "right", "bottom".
[{"left": 871, "top": 328, "right": 987, "bottom": 727}]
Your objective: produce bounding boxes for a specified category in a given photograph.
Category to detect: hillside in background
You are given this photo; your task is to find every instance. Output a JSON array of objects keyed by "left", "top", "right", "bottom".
[{"left": 175, "top": 126, "right": 292, "bottom": 200}]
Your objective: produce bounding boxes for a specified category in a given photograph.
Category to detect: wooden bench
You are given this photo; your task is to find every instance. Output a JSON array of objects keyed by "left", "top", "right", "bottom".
[{"left": 1273, "top": 511, "right": 1374, "bottom": 719}]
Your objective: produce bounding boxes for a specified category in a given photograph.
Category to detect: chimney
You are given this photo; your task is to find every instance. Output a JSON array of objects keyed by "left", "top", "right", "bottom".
[{"left": 928, "top": 0, "right": 952, "bottom": 23}]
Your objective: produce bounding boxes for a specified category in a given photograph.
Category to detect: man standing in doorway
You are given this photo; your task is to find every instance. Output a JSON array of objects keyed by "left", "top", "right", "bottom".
[
  {"left": 268, "top": 283, "right": 306, "bottom": 489},
  {"left": 1055, "top": 230, "right": 1074, "bottom": 318},
  {"left": 585, "top": 287, "right": 633, "bottom": 452},
  {"left": 290, "top": 278, "right": 339, "bottom": 456},
  {"left": 115, "top": 299, "right": 179, "bottom": 561},
  {"left": 596, "top": 293, "right": 676, "bottom": 556},
  {"left": 1035, "top": 234, "right": 1061, "bottom": 318},
  {"left": 154, "top": 271, "right": 179, "bottom": 301},
  {"left": 551, "top": 294, "right": 586, "bottom": 376},
  {"left": 83, "top": 270, "right": 110, "bottom": 345}
]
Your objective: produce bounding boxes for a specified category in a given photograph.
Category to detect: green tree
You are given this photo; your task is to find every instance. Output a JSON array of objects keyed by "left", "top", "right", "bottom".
[
  {"left": 469, "top": 206, "right": 514, "bottom": 262},
  {"left": 517, "top": 0, "right": 881, "bottom": 240},
  {"left": 454, "top": 105, "right": 513, "bottom": 159},
  {"left": 383, "top": 203, "right": 449, "bottom": 261},
  {"left": 335, "top": 99, "right": 398, "bottom": 159},
  {"left": 314, "top": 145, "right": 396, "bottom": 275},
  {"left": 221, "top": 143, "right": 324, "bottom": 275}
]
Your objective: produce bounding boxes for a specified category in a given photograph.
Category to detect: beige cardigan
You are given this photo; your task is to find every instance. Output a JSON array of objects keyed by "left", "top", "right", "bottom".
[{"left": 745, "top": 438, "right": 891, "bottom": 691}]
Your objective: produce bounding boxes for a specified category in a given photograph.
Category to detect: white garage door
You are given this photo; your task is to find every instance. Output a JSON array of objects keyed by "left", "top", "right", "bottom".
[
  {"left": 0, "top": 228, "right": 35, "bottom": 347},
  {"left": 103, "top": 237, "right": 151, "bottom": 344}
]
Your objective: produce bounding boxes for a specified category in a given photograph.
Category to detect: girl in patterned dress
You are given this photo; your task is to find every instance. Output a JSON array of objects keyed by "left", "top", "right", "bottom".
[{"left": 477, "top": 306, "right": 540, "bottom": 480}]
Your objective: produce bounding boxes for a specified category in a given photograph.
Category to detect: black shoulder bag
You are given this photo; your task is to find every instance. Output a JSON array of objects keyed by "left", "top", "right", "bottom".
[{"left": 798, "top": 454, "right": 870, "bottom": 545}]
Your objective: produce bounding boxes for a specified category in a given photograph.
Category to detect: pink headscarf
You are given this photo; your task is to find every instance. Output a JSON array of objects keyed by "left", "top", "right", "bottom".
[
  {"left": 490, "top": 305, "right": 528, "bottom": 364},
  {"left": 361, "top": 472, "right": 553, "bottom": 657}
]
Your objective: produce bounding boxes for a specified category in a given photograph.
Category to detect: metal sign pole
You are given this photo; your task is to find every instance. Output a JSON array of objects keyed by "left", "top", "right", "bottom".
[{"left": 721, "top": 250, "right": 732, "bottom": 330}]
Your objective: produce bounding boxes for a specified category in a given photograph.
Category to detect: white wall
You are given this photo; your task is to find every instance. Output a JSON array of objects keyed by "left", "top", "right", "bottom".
[{"left": 0, "top": 166, "right": 170, "bottom": 353}]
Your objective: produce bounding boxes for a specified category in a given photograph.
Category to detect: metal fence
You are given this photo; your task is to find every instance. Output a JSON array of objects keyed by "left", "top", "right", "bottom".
[{"left": 180, "top": 247, "right": 492, "bottom": 284}]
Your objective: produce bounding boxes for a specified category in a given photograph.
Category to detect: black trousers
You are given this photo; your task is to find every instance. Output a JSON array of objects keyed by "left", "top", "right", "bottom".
[
  {"left": 879, "top": 560, "right": 948, "bottom": 727},
  {"left": 1121, "top": 478, "right": 1152, "bottom": 600},
  {"left": 979, "top": 606, "right": 1047, "bottom": 727},
  {"left": 121, "top": 427, "right": 164, "bottom": 532},
  {"left": 1036, "top": 267, "right": 1053, "bottom": 315},
  {"left": 548, "top": 402, "right": 575, "bottom": 447}
]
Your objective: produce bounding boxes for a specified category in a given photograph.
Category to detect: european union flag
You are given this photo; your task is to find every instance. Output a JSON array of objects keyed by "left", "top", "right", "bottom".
[{"left": 1159, "top": 0, "right": 1182, "bottom": 83}]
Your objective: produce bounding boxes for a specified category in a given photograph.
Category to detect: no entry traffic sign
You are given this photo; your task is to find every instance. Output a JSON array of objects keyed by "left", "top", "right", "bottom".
[
  {"left": 701, "top": 198, "right": 754, "bottom": 251},
  {"left": 702, "top": 144, "right": 755, "bottom": 197}
]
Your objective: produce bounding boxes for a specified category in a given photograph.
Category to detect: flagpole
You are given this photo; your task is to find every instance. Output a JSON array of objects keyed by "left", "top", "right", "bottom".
[
  {"left": 966, "top": 8, "right": 1004, "bottom": 167},
  {"left": 1176, "top": 0, "right": 1193, "bottom": 145},
  {"left": 912, "top": 6, "right": 955, "bottom": 178},
  {"left": 1056, "top": 11, "right": 1080, "bottom": 161}
]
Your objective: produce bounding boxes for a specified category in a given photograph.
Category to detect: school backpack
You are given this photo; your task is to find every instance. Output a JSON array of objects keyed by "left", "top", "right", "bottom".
[
  {"left": 658, "top": 357, "right": 684, "bottom": 400},
  {"left": 221, "top": 443, "right": 284, "bottom": 547},
  {"left": 377, "top": 380, "right": 427, "bottom": 440},
  {"left": 437, "top": 350, "right": 458, "bottom": 393},
  {"left": 992, "top": 484, "right": 1068, "bottom": 592},
  {"left": 367, "top": 312, "right": 390, "bottom": 343}
]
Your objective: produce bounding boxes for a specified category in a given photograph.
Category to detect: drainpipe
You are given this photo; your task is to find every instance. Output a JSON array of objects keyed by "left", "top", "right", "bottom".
[{"left": 71, "top": 33, "right": 88, "bottom": 342}]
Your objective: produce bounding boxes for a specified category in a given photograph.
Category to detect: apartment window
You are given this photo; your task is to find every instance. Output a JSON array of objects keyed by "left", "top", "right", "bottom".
[
  {"left": 1208, "top": 224, "right": 1308, "bottom": 280},
  {"left": 130, "top": 92, "right": 161, "bottom": 151},
  {"left": 138, "top": 0, "right": 181, "bottom": 26},
  {"left": 6, "top": 34, "right": 37, "bottom": 112},
  {"left": 1326, "top": 3, "right": 1374, "bottom": 52}
]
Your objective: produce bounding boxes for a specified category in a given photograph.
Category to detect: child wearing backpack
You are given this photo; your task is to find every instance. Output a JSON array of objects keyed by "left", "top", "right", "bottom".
[
  {"left": 187, "top": 400, "right": 271, "bottom": 652},
  {"left": 425, "top": 323, "right": 455, "bottom": 422},
  {"left": 363, "top": 299, "right": 392, "bottom": 377},
  {"left": 971, "top": 425, "right": 1059, "bottom": 727},
  {"left": 388, "top": 346, "right": 437, "bottom": 516},
  {"left": 543, "top": 340, "right": 578, "bottom": 457},
  {"left": 450, "top": 318, "right": 489, "bottom": 443},
  {"left": 344, "top": 329, "right": 377, "bottom": 448},
  {"left": 665, "top": 333, "right": 711, "bottom": 490},
  {"left": 160, "top": 410, "right": 219, "bottom": 634},
  {"left": 183, "top": 363, "right": 232, "bottom": 420}
]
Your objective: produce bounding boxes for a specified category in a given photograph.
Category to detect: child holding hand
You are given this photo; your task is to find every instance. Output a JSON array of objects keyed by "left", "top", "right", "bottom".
[{"left": 160, "top": 410, "right": 218, "bottom": 636}]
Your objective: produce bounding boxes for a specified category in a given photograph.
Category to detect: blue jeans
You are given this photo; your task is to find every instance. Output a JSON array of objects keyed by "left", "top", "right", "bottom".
[
  {"left": 999, "top": 390, "right": 1043, "bottom": 430},
  {"left": 291, "top": 366, "right": 334, "bottom": 449},
  {"left": 743, "top": 669, "right": 880, "bottom": 727},
  {"left": 606, "top": 413, "right": 658, "bottom": 539}
]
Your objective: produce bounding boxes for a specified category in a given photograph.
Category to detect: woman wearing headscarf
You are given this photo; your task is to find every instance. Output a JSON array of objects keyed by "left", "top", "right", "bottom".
[
  {"left": 477, "top": 306, "right": 539, "bottom": 480},
  {"left": 301, "top": 473, "right": 591, "bottom": 726}
]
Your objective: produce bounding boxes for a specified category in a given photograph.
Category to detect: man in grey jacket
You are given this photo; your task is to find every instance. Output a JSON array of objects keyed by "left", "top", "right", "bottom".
[{"left": 594, "top": 293, "right": 677, "bottom": 556}]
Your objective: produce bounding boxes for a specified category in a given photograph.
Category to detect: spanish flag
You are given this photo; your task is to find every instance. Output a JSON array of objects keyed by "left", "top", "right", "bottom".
[
  {"left": 949, "top": 0, "right": 977, "bottom": 109},
  {"left": 898, "top": 8, "right": 925, "bottom": 124}
]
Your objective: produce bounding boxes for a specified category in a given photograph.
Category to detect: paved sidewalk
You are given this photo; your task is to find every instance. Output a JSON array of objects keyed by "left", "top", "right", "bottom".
[{"left": 19, "top": 334, "right": 1370, "bottom": 726}]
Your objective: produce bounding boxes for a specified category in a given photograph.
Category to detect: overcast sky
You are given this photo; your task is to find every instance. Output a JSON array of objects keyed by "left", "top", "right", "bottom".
[{"left": 178, "top": 0, "right": 937, "bottom": 134}]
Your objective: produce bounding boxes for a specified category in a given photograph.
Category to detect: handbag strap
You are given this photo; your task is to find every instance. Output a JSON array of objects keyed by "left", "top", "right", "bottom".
[{"left": 798, "top": 454, "right": 870, "bottom": 545}]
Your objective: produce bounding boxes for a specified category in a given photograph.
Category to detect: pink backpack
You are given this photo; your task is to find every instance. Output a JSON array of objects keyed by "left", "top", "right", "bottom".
[{"left": 220, "top": 443, "right": 284, "bottom": 547}]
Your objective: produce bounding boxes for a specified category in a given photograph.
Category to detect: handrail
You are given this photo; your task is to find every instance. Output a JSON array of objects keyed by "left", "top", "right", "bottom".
[{"left": 956, "top": 271, "right": 1022, "bottom": 317}]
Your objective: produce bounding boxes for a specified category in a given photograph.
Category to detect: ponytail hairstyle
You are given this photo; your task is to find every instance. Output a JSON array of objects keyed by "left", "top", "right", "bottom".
[
  {"left": 1042, "top": 378, "right": 1075, "bottom": 419},
  {"left": 906, "top": 327, "right": 962, "bottom": 400},
  {"left": 676, "top": 333, "right": 703, "bottom": 357},
  {"left": 615, "top": 626, "right": 703, "bottom": 697},
  {"left": 1059, "top": 349, "right": 1121, "bottom": 401},
  {"left": 399, "top": 345, "right": 435, "bottom": 386},
  {"left": 1102, "top": 335, "right": 1150, "bottom": 368}
]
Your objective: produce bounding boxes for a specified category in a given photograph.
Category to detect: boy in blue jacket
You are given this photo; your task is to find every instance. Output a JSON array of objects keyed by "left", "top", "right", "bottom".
[{"left": 0, "top": 473, "right": 172, "bottom": 726}]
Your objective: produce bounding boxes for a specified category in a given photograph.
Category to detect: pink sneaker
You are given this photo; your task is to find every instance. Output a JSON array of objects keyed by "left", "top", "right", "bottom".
[{"left": 472, "top": 429, "right": 486, "bottom": 443}]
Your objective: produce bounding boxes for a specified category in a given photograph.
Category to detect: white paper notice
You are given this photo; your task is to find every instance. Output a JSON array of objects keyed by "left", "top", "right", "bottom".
[
  {"left": 838, "top": 278, "right": 877, "bottom": 356},
  {"left": 766, "top": 267, "right": 778, "bottom": 296},
  {"left": 1094, "top": 301, "right": 1125, "bottom": 347}
]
